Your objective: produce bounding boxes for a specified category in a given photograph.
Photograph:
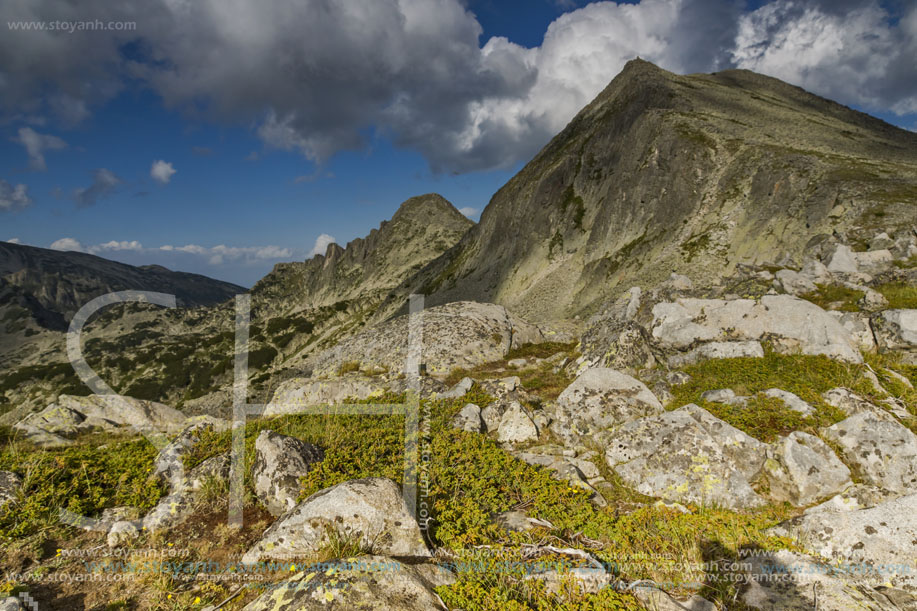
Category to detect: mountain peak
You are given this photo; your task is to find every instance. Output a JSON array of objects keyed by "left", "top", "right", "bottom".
[{"left": 391, "top": 193, "right": 469, "bottom": 224}]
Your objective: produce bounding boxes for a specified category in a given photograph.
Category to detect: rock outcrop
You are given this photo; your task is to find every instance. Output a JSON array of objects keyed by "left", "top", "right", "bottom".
[
  {"left": 242, "top": 478, "right": 428, "bottom": 563},
  {"left": 604, "top": 404, "right": 768, "bottom": 510},
  {"left": 770, "top": 493, "right": 917, "bottom": 591},
  {"left": 650, "top": 296, "right": 863, "bottom": 363},
  {"left": 820, "top": 411, "right": 917, "bottom": 494},
  {"left": 742, "top": 549, "right": 917, "bottom": 610},
  {"left": 761, "top": 432, "right": 851, "bottom": 506}
]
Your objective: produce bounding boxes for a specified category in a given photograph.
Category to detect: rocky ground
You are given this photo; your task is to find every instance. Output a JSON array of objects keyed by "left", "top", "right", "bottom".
[{"left": 0, "top": 229, "right": 915, "bottom": 610}]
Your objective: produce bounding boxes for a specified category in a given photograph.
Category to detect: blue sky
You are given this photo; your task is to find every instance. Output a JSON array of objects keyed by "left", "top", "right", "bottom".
[{"left": 1, "top": 0, "right": 915, "bottom": 286}]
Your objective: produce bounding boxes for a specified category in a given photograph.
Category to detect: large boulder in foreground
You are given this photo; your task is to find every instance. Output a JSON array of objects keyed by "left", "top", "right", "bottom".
[
  {"left": 604, "top": 404, "right": 767, "bottom": 510},
  {"left": 820, "top": 411, "right": 917, "bottom": 494},
  {"left": 241, "top": 556, "right": 446, "bottom": 610},
  {"left": 769, "top": 493, "right": 917, "bottom": 591},
  {"left": 241, "top": 478, "right": 428, "bottom": 564},
  {"left": 651, "top": 295, "right": 862, "bottom": 363},
  {"left": 550, "top": 368, "right": 663, "bottom": 442},
  {"left": 761, "top": 432, "right": 851, "bottom": 507},
  {"left": 306, "top": 301, "right": 543, "bottom": 378},
  {"left": 252, "top": 430, "right": 325, "bottom": 516}
]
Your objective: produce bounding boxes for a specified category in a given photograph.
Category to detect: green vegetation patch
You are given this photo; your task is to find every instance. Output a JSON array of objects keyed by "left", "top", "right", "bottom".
[
  {"left": 799, "top": 283, "right": 864, "bottom": 312},
  {"left": 0, "top": 437, "right": 163, "bottom": 539},
  {"left": 445, "top": 343, "right": 580, "bottom": 401},
  {"left": 668, "top": 352, "right": 866, "bottom": 440},
  {"left": 876, "top": 282, "right": 917, "bottom": 309}
]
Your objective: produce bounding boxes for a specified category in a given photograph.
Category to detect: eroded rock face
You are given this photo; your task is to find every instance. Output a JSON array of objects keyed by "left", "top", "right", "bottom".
[
  {"left": 252, "top": 430, "right": 325, "bottom": 517},
  {"left": 0, "top": 471, "right": 21, "bottom": 508},
  {"left": 872, "top": 309, "right": 917, "bottom": 352},
  {"left": 769, "top": 494, "right": 917, "bottom": 591},
  {"left": 604, "top": 404, "right": 767, "bottom": 510},
  {"left": 762, "top": 432, "right": 851, "bottom": 506},
  {"left": 742, "top": 549, "right": 917, "bottom": 610},
  {"left": 451, "top": 403, "right": 484, "bottom": 433},
  {"left": 306, "top": 301, "right": 543, "bottom": 378},
  {"left": 650, "top": 295, "right": 863, "bottom": 363},
  {"left": 241, "top": 556, "right": 446, "bottom": 611},
  {"left": 551, "top": 367, "right": 663, "bottom": 442},
  {"left": 820, "top": 412, "right": 917, "bottom": 494},
  {"left": 241, "top": 478, "right": 429, "bottom": 564},
  {"left": 497, "top": 401, "right": 539, "bottom": 444}
]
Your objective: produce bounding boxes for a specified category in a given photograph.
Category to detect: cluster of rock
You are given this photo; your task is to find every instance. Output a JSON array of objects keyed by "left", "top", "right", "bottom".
[
  {"left": 445, "top": 359, "right": 917, "bottom": 604},
  {"left": 582, "top": 233, "right": 917, "bottom": 372}
]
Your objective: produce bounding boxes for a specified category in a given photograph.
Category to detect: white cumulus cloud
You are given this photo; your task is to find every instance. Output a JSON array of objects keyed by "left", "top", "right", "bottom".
[
  {"left": 458, "top": 206, "right": 479, "bottom": 219},
  {"left": 49, "top": 237, "right": 84, "bottom": 252},
  {"left": 89, "top": 240, "right": 144, "bottom": 253},
  {"left": 5, "top": 238, "right": 21, "bottom": 244},
  {"left": 731, "top": 1, "right": 917, "bottom": 115},
  {"left": 308, "top": 234, "right": 337, "bottom": 257},
  {"left": 150, "top": 160, "right": 177, "bottom": 184}
]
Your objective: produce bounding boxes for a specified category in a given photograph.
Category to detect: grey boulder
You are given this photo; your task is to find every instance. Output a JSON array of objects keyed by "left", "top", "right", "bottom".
[
  {"left": 497, "top": 401, "right": 540, "bottom": 444},
  {"left": 252, "top": 430, "right": 325, "bottom": 516},
  {"left": 820, "top": 412, "right": 917, "bottom": 494},
  {"left": 604, "top": 404, "right": 767, "bottom": 510},
  {"left": 551, "top": 367, "right": 663, "bottom": 442},
  {"left": 761, "top": 432, "right": 851, "bottom": 506},
  {"left": 769, "top": 493, "right": 917, "bottom": 591},
  {"left": 241, "top": 478, "right": 429, "bottom": 564},
  {"left": 241, "top": 556, "right": 446, "bottom": 610},
  {"left": 451, "top": 403, "right": 484, "bottom": 433}
]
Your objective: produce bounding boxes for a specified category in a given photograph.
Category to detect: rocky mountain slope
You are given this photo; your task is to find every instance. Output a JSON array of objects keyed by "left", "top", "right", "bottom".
[
  {"left": 385, "top": 59, "right": 917, "bottom": 322},
  {"left": 0, "top": 241, "right": 244, "bottom": 328}
]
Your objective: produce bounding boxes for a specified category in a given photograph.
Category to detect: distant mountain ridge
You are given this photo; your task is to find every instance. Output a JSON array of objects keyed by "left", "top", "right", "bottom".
[
  {"left": 0, "top": 241, "right": 245, "bottom": 328},
  {"left": 252, "top": 193, "right": 473, "bottom": 317}
]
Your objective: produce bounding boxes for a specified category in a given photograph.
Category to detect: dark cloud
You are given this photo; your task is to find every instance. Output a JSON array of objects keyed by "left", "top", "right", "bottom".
[
  {"left": 1, "top": 0, "right": 915, "bottom": 174},
  {"left": 73, "top": 168, "right": 121, "bottom": 207}
]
